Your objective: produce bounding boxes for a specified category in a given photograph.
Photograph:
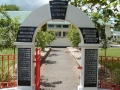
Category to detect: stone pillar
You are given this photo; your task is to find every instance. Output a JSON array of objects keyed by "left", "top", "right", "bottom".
[
  {"left": 78, "top": 44, "right": 101, "bottom": 90},
  {"left": 14, "top": 42, "right": 35, "bottom": 90}
]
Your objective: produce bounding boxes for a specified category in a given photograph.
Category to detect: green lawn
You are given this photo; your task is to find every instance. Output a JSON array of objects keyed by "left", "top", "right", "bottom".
[
  {"left": 0, "top": 48, "right": 16, "bottom": 82},
  {"left": 99, "top": 48, "right": 120, "bottom": 57},
  {"left": 0, "top": 48, "right": 16, "bottom": 54},
  {"left": 0, "top": 47, "right": 120, "bottom": 56}
]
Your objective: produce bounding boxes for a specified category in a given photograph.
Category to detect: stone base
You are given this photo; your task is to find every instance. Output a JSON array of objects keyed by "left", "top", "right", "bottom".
[
  {"left": 0, "top": 86, "right": 35, "bottom": 90},
  {"left": 17, "top": 86, "right": 35, "bottom": 90},
  {"left": 78, "top": 85, "right": 83, "bottom": 90},
  {"left": 78, "top": 85, "right": 98, "bottom": 90},
  {"left": 0, "top": 87, "right": 17, "bottom": 90}
]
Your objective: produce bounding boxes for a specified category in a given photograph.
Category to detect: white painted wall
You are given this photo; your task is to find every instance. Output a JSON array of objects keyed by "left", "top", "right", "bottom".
[{"left": 46, "top": 38, "right": 72, "bottom": 47}]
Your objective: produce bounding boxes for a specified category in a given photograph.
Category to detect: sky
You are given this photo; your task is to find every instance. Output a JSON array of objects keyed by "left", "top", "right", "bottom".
[{"left": 0, "top": 0, "right": 50, "bottom": 11}]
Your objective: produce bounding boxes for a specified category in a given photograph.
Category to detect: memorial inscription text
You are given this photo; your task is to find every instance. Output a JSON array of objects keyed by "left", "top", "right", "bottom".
[
  {"left": 84, "top": 49, "right": 98, "bottom": 87},
  {"left": 16, "top": 27, "right": 36, "bottom": 42},
  {"left": 18, "top": 48, "right": 31, "bottom": 86},
  {"left": 49, "top": 1, "right": 68, "bottom": 20},
  {"left": 79, "top": 28, "right": 99, "bottom": 44}
]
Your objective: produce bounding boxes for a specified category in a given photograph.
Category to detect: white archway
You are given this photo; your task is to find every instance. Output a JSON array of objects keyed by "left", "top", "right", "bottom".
[
  {"left": 20, "top": 4, "right": 95, "bottom": 44},
  {"left": 14, "top": 1, "right": 100, "bottom": 90}
]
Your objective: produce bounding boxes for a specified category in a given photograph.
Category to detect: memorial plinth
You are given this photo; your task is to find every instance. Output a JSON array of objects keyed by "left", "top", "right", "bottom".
[{"left": 14, "top": 42, "right": 35, "bottom": 90}]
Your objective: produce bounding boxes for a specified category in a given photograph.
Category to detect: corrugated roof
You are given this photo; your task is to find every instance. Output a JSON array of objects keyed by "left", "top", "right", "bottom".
[
  {"left": 7, "top": 11, "right": 32, "bottom": 23},
  {"left": 0, "top": 11, "right": 32, "bottom": 23}
]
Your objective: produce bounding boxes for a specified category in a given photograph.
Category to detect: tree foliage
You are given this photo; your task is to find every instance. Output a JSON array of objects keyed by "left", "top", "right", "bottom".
[
  {"left": 0, "top": 7, "right": 20, "bottom": 50},
  {"left": 67, "top": 26, "right": 81, "bottom": 47},
  {"left": 0, "top": 4, "right": 21, "bottom": 11},
  {"left": 68, "top": 0, "right": 120, "bottom": 38},
  {"left": 68, "top": 0, "right": 120, "bottom": 57},
  {"left": 35, "top": 30, "right": 56, "bottom": 51}
]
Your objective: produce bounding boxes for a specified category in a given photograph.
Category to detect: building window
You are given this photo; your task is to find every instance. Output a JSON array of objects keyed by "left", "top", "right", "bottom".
[
  {"left": 63, "top": 25, "right": 69, "bottom": 28},
  {"left": 48, "top": 25, "right": 54, "bottom": 28},
  {"left": 59, "top": 32, "right": 61, "bottom": 36},
  {"left": 63, "top": 32, "right": 67, "bottom": 37},
  {"left": 56, "top": 25, "right": 61, "bottom": 28}
]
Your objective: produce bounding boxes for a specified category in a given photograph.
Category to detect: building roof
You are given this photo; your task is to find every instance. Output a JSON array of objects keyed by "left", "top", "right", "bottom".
[
  {"left": 6, "top": 11, "right": 32, "bottom": 23},
  {"left": 112, "top": 31, "right": 120, "bottom": 35}
]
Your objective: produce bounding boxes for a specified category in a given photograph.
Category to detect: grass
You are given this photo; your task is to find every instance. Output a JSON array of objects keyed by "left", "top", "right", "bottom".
[
  {"left": 98, "top": 48, "right": 120, "bottom": 84},
  {"left": 98, "top": 48, "right": 120, "bottom": 69},
  {"left": 0, "top": 48, "right": 15, "bottom": 54},
  {"left": 0, "top": 48, "right": 16, "bottom": 82},
  {"left": 98, "top": 48, "right": 120, "bottom": 57}
]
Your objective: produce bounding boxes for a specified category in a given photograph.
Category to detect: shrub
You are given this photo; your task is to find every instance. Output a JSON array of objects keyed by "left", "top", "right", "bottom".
[{"left": 66, "top": 29, "right": 81, "bottom": 47}]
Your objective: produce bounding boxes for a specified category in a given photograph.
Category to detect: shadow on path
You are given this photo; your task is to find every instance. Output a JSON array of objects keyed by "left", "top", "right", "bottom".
[
  {"left": 51, "top": 49, "right": 61, "bottom": 52},
  {"left": 40, "top": 75, "right": 62, "bottom": 90},
  {"left": 43, "top": 60, "right": 56, "bottom": 65},
  {"left": 48, "top": 54, "right": 58, "bottom": 57}
]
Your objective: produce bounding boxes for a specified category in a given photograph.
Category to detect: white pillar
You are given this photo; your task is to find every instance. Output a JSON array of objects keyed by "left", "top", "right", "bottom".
[
  {"left": 105, "top": 25, "right": 111, "bottom": 38},
  {"left": 14, "top": 42, "right": 35, "bottom": 90},
  {"left": 78, "top": 44, "right": 101, "bottom": 90}
]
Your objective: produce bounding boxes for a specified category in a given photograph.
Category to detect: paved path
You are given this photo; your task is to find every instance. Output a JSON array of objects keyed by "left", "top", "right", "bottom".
[{"left": 40, "top": 48, "right": 80, "bottom": 90}]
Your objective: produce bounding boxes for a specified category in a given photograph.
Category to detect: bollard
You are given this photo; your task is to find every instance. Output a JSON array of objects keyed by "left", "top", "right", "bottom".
[{"left": 35, "top": 48, "right": 41, "bottom": 90}]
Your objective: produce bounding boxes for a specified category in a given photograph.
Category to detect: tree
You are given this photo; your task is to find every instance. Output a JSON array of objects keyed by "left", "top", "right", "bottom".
[
  {"left": 66, "top": 26, "right": 81, "bottom": 47},
  {"left": 68, "top": 0, "right": 120, "bottom": 56},
  {"left": 0, "top": 4, "right": 21, "bottom": 11},
  {"left": 35, "top": 30, "right": 56, "bottom": 51},
  {"left": 0, "top": 7, "right": 20, "bottom": 50},
  {"left": 41, "top": 23, "right": 47, "bottom": 31},
  {"left": 68, "top": 0, "right": 120, "bottom": 37}
]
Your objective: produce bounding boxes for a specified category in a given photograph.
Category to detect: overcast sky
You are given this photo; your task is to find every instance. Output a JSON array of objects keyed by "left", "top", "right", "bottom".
[{"left": 0, "top": 0, "right": 50, "bottom": 11}]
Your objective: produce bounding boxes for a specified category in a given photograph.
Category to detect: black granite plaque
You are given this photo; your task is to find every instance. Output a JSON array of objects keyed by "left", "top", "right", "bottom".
[
  {"left": 84, "top": 49, "right": 98, "bottom": 87},
  {"left": 79, "top": 28, "right": 99, "bottom": 44},
  {"left": 49, "top": 0, "right": 68, "bottom": 20},
  {"left": 18, "top": 48, "right": 31, "bottom": 86},
  {"left": 16, "top": 27, "right": 36, "bottom": 42}
]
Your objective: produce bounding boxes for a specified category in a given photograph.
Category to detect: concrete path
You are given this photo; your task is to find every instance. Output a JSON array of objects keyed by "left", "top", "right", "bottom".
[{"left": 40, "top": 48, "right": 80, "bottom": 90}]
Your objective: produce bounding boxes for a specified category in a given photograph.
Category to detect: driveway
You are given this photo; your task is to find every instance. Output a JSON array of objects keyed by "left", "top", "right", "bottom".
[{"left": 40, "top": 48, "right": 80, "bottom": 90}]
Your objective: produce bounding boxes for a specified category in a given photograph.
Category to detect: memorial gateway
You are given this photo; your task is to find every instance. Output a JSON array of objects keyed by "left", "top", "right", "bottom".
[{"left": 13, "top": 0, "right": 101, "bottom": 90}]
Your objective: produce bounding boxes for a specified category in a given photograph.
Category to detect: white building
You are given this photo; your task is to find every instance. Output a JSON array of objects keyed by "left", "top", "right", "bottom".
[
  {"left": 46, "top": 21, "right": 72, "bottom": 47},
  {"left": 112, "top": 31, "right": 120, "bottom": 41}
]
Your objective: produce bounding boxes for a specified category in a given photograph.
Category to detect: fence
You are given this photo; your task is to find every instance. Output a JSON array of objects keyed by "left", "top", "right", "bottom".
[
  {"left": 0, "top": 48, "right": 41, "bottom": 89},
  {"left": 0, "top": 54, "right": 16, "bottom": 88},
  {"left": 98, "top": 56, "right": 120, "bottom": 90},
  {"left": 0, "top": 54, "right": 120, "bottom": 90}
]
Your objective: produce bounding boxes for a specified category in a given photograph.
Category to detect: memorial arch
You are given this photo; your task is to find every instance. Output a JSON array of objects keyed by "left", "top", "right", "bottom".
[{"left": 14, "top": 1, "right": 100, "bottom": 90}]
